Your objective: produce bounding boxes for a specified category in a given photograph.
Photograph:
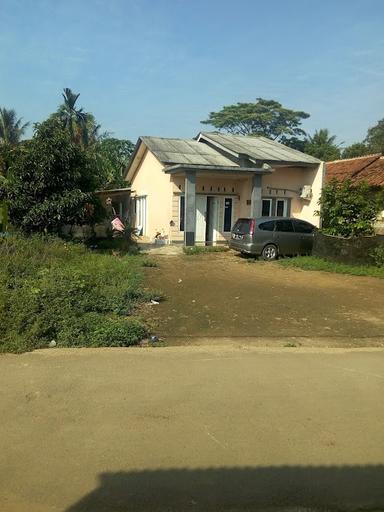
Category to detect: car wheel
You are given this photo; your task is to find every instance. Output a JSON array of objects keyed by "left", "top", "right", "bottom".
[{"left": 262, "top": 244, "right": 278, "bottom": 261}]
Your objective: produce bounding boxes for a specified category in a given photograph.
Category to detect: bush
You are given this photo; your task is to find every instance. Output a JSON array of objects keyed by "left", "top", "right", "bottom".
[
  {"left": 318, "top": 180, "right": 384, "bottom": 237},
  {"left": 0, "top": 118, "right": 106, "bottom": 234},
  {"left": 371, "top": 246, "right": 384, "bottom": 267},
  {"left": 0, "top": 235, "right": 156, "bottom": 353},
  {"left": 183, "top": 245, "right": 229, "bottom": 255}
]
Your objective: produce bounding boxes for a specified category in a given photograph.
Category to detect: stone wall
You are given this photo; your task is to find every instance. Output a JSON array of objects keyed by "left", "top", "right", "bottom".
[{"left": 313, "top": 232, "right": 384, "bottom": 265}]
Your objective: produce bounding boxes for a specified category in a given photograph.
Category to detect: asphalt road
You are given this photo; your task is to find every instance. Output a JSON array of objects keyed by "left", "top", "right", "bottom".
[{"left": 1, "top": 346, "right": 384, "bottom": 511}]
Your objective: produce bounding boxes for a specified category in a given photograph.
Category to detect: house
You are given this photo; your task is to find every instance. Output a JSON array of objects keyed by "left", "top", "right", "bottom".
[
  {"left": 326, "top": 153, "right": 384, "bottom": 233},
  {"left": 125, "top": 132, "right": 325, "bottom": 245}
]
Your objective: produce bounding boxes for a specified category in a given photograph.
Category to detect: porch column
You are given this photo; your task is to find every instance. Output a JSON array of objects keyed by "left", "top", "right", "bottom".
[
  {"left": 250, "top": 173, "right": 262, "bottom": 218},
  {"left": 184, "top": 170, "right": 196, "bottom": 246}
]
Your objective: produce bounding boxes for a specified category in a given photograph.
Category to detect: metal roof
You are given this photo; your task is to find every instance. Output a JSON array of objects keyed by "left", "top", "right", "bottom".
[
  {"left": 198, "top": 132, "right": 321, "bottom": 165},
  {"left": 140, "top": 136, "right": 238, "bottom": 167}
]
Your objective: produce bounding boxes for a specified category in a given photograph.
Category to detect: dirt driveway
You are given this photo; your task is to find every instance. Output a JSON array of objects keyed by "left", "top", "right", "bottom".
[{"left": 142, "top": 252, "right": 384, "bottom": 347}]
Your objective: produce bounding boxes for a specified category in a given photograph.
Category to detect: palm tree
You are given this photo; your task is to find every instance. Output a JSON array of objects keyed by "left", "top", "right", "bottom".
[
  {"left": 59, "top": 88, "right": 88, "bottom": 144},
  {"left": 0, "top": 108, "right": 29, "bottom": 145},
  {"left": 305, "top": 129, "right": 343, "bottom": 161},
  {"left": 59, "top": 88, "right": 100, "bottom": 147}
]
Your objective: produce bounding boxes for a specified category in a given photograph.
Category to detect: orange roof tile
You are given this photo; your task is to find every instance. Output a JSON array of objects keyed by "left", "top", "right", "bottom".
[{"left": 326, "top": 154, "right": 383, "bottom": 186}]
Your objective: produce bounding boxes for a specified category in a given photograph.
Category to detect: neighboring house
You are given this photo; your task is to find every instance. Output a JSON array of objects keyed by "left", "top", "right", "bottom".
[
  {"left": 326, "top": 154, "right": 384, "bottom": 186},
  {"left": 125, "top": 132, "right": 325, "bottom": 245},
  {"left": 326, "top": 154, "right": 384, "bottom": 233}
]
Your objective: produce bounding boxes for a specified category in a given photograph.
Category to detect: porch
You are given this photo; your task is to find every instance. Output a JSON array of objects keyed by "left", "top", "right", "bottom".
[{"left": 165, "top": 164, "right": 273, "bottom": 246}]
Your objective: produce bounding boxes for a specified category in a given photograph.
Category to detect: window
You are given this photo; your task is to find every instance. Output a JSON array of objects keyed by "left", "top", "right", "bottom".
[
  {"left": 233, "top": 218, "right": 252, "bottom": 234},
  {"left": 275, "top": 219, "right": 294, "bottom": 232},
  {"left": 259, "top": 220, "right": 275, "bottom": 231},
  {"left": 262, "top": 199, "right": 272, "bottom": 216},
  {"left": 276, "top": 199, "right": 287, "bottom": 217},
  {"left": 293, "top": 220, "right": 315, "bottom": 233},
  {"left": 179, "top": 196, "right": 185, "bottom": 232},
  {"left": 224, "top": 198, "right": 233, "bottom": 232}
]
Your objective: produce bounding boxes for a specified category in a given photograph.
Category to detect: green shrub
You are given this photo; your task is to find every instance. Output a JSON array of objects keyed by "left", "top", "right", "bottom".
[
  {"left": 183, "top": 245, "right": 229, "bottom": 255},
  {"left": 318, "top": 180, "right": 384, "bottom": 237},
  {"left": 371, "top": 246, "right": 384, "bottom": 267},
  {"left": 0, "top": 234, "right": 155, "bottom": 353},
  {"left": 142, "top": 258, "right": 158, "bottom": 267},
  {"left": 85, "top": 227, "right": 139, "bottom": 254}
]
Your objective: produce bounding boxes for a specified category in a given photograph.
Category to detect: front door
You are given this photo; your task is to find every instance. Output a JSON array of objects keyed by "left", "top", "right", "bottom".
[{"left": 196, "top": 195, "right": 207, "bottom": 242}]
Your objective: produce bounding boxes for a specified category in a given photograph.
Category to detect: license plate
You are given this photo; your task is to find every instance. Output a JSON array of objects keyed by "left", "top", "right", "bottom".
[{"left": 232, "top": 234, "right": 243, "bottom": 240}]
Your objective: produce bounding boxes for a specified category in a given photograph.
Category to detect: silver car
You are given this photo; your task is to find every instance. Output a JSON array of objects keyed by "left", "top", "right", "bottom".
[{"left": 230, "top": 217, "right": 317, "bottom": 260}]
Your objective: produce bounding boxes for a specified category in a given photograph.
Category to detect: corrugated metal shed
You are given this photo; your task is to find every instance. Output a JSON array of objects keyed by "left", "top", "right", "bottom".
[
  {"left": 141, "top": 136, "right": 238, "bottom": 167},
  {"left": 199, "top": 132, "right": 321, "bottom": 165}
]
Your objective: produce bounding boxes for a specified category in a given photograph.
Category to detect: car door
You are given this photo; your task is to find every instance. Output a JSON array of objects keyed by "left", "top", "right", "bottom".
[
  {"left": 292, "top": 220, "right": 316, "bottom": 254},
  {"left": 274, "top": 219, "right": 299, "bottom": 255}
]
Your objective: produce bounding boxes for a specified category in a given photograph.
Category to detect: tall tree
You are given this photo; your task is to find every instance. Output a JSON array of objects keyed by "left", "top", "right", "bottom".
[
  {"left": 304, "top": 129, "right": 341, "bottom": 161},
  {"left": 364, "top": 118, "right": 384, "bottom": 154},
  {"left": 0, "top": 108, "right": 29, "bottom": 145},
  {"left": 0, "top": 117, "right": 105, "bottom": 233},
  {"left": 57, "top": 88, "right": 101, "bottom": 147},
  {"left": 201, "top": 98, "right": 310, "bottom": 143}
]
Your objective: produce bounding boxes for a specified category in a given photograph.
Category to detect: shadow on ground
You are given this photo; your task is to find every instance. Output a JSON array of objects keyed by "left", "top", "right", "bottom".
[{"left": 65, "top": 465, "right": 384, "bottom": 512}]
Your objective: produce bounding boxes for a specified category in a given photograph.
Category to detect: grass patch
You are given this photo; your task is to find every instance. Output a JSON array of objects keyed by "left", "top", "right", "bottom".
[
  {"left": 0, "top": 235, "right": 160, "bottom": 353},
  {"left": 183, "top": 245, "right": 229, "bottom": 256},
  {"left": 279, "top": 256, "right": 384, "bottom": 279}
]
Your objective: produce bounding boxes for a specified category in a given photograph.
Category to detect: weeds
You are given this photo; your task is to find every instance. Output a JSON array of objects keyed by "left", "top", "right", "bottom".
[
  {"left": 183, "top": 245, "right": 229, "bottom": 256},
  {"left": 0, "top": 234, "right": 157, "bottom": 352}
]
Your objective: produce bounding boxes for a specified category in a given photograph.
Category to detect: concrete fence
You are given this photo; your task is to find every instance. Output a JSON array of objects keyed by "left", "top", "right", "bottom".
[{"left": 313, "top": 232, "right": 384, "bottom": 265}]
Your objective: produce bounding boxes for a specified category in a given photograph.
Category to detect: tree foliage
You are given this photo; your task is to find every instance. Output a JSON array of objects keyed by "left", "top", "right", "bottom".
[
  {"left": 0, "top": 108, "right": 29, "bottom": 145},
  {"left": 318, "top": 180, "right": 383, "bottom": 237},
  {"left": 53, "top": 88, "right": 101, "bottom": 147},
  {"left": 0, "top": 118, "right": 105, "bottom": 233},
  {"left": 364, "top": 118, "right": 384, "bottom": 154},
  {"left": 304, "top": 129, "right": 341, "bottom": 161},
  {"left": 96, "top": 137, "right": 135, "bottom": 188},
  {"left": 342, "top": 142, "right": 370, "bottom": 159},
  {"left": 201, "top": 98, "right": 310, "bottom": 143}
]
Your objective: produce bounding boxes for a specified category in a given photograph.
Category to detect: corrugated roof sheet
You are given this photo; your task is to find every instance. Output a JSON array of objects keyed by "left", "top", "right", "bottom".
[
  {"left": 326, "top": 154, "right": 384, "bottom": 186},
  {"left": 200, "top": 132, "right": 321, "bottom": 164},
  {"left": 141, "top": 136, "right": 238, "bottom": 167}
]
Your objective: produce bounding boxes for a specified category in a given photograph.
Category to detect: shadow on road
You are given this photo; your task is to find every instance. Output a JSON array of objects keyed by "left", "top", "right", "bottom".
[{"left": 65, "top": 464, "right": 384, "bottom": 511}]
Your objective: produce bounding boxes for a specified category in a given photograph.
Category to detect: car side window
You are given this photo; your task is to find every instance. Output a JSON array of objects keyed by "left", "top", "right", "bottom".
[
  {"left": 293, "top": 220, "right": 314, "bottom": 233},
  {"left": 259, "top": 221, "right": 275, "bottom": 231},
  {"left": 275, "top": 220, "right": 294, "bottom": 232}
]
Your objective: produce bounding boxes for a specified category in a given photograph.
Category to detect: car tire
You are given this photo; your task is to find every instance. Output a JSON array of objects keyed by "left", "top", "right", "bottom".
[{"left": 261, "top": 244, "right": 278, "bottom": 261}]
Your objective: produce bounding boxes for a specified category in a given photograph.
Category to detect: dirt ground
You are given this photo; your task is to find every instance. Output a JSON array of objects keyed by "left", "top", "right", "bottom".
[{"left": 141, "top": 251, "right": 384, "bottom": 347}]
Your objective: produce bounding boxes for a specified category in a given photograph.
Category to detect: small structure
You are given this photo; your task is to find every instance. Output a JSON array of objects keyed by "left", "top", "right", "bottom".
[
  {"left": 95, "top": 187, "right": 131, "bottom": 221},
  {"left": 125, "top": 132, "right": 324, "bottom": 246}
]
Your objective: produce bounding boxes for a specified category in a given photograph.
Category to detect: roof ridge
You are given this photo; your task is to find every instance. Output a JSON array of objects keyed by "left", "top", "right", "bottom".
[
  {"left": 327, "top": 153, "right": 381, "bottom": 164},
  {"left": 141, "top": 135, "right": 198, "bottom": 142}
]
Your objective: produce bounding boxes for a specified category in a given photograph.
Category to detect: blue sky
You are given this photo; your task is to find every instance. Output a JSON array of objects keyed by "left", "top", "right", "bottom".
[{"left": 1, "top": 0, "right": 383, "bottom": 146}]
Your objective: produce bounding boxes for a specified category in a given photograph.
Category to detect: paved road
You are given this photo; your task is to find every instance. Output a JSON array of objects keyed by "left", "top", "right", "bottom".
[{"left": 1, "top": 346, "right": 384, "bottom": 511}]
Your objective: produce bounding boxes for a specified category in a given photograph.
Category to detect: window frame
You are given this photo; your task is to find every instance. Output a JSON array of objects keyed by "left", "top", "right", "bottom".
[{"left": 262, "top": 198, "right": 272, "bottom": 216}]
